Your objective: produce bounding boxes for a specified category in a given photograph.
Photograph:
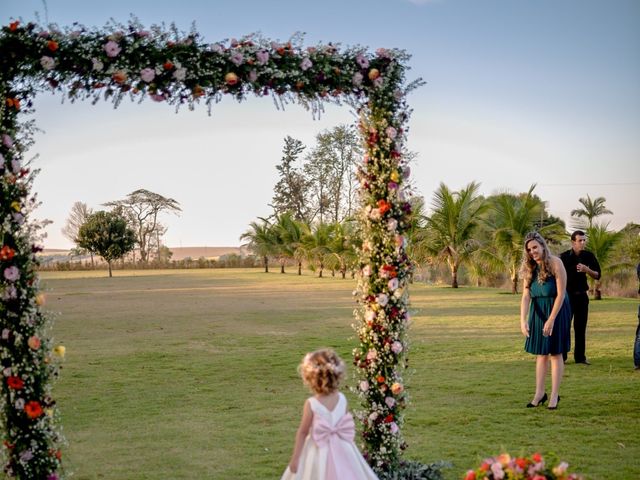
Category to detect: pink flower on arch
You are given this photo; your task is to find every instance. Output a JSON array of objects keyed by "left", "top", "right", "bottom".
[
  {"left": 256, "top": 50, "right": 269, "bottom": 65},
  {"left": 389, "top": 421, "right": 399, "bottom": 434},
  {"left": 104, "top": 40, "right": 121, "bottom": 58},
  {"left": 40, "top": 56, "right": 55, "bottom": 70},
  {"left": 376, "top": 293, "right": 389, "bottom": 307},
  {"left": 352, "top": 72, "right": 363, "bottom": 86},
  {"left": 300, "top": 57, "right": 313, "bottom": 71},
  {"left": 3, "top": 266, "right": 20, "bottom": 282},
  {"left": 356, "top": 53, "right": 369, "bottom": 69},
  {"left": 2, "top": 134, "right": 13, "bottom": 148},
  {"left": 140, "top": 68, "right": 155, "bottom": 83},
  {"left": 230, "top": 52, "right": 244, "bottom": 66}
]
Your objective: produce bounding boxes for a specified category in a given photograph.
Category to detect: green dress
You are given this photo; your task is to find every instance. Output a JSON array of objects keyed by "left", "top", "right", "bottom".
[{"left": 525, "top": 269, "right": 571, "bottom": 355}]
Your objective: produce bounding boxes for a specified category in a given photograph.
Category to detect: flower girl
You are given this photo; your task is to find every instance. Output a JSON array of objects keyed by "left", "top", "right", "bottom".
[{"left": 281, "top": 348, "right": 379, "bottom": 480}]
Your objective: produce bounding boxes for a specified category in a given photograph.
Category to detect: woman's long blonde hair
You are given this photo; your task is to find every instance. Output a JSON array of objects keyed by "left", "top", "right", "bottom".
[
  {"left": 520, "top": 231, "right": 554, "bottom": 287},
  {"left": 298, "top": 348, "right": 345, "bottom": 395}
]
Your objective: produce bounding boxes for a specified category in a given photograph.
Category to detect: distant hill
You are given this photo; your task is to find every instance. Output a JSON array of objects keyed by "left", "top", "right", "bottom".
[{"left": 41, "top": 246, "right": 245, "bottom": 262}]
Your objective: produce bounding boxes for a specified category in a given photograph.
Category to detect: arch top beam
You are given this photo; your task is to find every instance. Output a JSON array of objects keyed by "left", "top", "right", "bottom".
[
  {"left": 0, "top": 18, "right": 421, "bottom": 478},
  {"left": 0, "top": 19, "right": 415, "bottom": 114}
]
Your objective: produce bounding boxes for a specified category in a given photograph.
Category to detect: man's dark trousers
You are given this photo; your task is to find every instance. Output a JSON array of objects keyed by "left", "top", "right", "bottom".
[{"left": 563, "top": 292, "right": 589, "bottom": 363}]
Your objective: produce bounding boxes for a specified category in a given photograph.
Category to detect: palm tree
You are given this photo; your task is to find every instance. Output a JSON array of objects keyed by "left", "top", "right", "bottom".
[
  {"left": 585, "top": 222, "right": 624, "bottom": 299},
  {"left": 301, "top": 223, "right": 335, "bottom": 278},
  {"left": 239, "top": 218, "right": 276, "bottom": 273},
  {"left": 326, "top": 220, "right": 358, "bottom": 279},
  {"left": 273, "top": 212, "right": 308, "bottom": 275},
  {"left": 484, "top": 185, "right": 564, "bottom": 293},
  {"left": 571, "top": 195, "right": 613, "bottom": 229},
  {"left": 420, "top": 181, "right": 487, "bottom": 288}
]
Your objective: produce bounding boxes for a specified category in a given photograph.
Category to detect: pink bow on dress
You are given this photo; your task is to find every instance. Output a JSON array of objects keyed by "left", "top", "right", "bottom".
[{"left": 312, "top": 413, "right": 356, "bottom": 480}]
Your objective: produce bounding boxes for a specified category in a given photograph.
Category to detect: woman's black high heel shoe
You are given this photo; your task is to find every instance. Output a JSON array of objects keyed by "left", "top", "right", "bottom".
[
  {"left": 526, "top": 393, "right": 548, "bottom": 408},
  {"left": 547, "top": 395, "right": 560, "bottom": 410}
]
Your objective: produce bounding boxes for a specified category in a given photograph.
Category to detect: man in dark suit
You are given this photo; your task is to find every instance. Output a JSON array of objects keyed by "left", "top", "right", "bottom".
[{"left": 560, "top": 230, "right": 601, "bottom": 365}]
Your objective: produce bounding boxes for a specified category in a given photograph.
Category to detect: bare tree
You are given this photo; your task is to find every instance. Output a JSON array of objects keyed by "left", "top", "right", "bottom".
[
  {"left": 105, "top": 189, "right": 181, "bottom": 263},
  {"left": 62, "top": 201, "right": 94, "bottom": 265}
]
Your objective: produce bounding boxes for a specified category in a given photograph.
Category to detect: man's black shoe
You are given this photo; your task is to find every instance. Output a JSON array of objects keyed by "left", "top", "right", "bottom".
[{"left": 576, "top": 359, "right": 591, "bottom": 365}]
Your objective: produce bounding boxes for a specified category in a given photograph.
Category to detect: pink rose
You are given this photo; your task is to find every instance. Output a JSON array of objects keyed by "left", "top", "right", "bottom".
[
  {"left": 150, "top": 93, "right": 165, "bottom": 102},
  {"left": 362, "top": 265, "right": 372, "bottom": 277},
  {"left": 387, "top": 218, "right": 398, "bottom": 232},
  {"left": 3, "top": 266, "right": 20, "bottom": 282},
  {"left": 140, "top": 68, "right": 155, "bottom": 83},
  {"left": 359, "top": 380, "right": 369, "bottom": 392},
  {"left": 491, "top": 462, "right": 504, "bottom": 480},
  {"left": 365, "top": 310, "right": 376, "bottom": 322},
  {"left": 388, "top": 278, "right": 399, "bottom": 292},
  {"left": 373, "top": 76, "right": 384, "bottom": 88},
  {"left": 385, "top": 126, "right": 397, "bottom": 140},
  {"left": 352, "top": 72, "right": 363, "bottom": 86},
  {"left": 40, "top": 56, "right": 55, "bottom": 70},
  {"left": 356, "top": 53, "right": 369, "bottom": 69},
  {"left": 248, "top": 70, "right": 258, "bottom": 83},
  {"left": 27, "top": 336, "right": 41, "bottom": 350},
  {"left": 376, "top": 293, "right": 389, "bottom": 307},
  {"left": 391, "top": 341, "right": 403, "bottom": 354},
  {"left": 389, "top": 421, "right": 399, "bottom": 434},
  {"left": 385, "top": 397, "right": 396, "bottom": 408},
  {"left": 256, "top": 50, "right": 269, "bottom": 65},
  {"left": 300, "top": 58, "right": 313, "bottom": 71},
  {"left": 230, "top": 52, "right": 244, "bottom": 66},
  {"left": 2, "top": 134, "right": 13, "bottom": 148},
  {"left": 366, "top": 349, "right": 377, "bottom": 361},
  {"left": 376, "top": 47, "right": 391, "bottom": 59},
  {"left": 104, "top": 40, "right": 121, "bottom": 57},
  {"left": 211, "top": 43, "right": 224, "bottom": 54}
]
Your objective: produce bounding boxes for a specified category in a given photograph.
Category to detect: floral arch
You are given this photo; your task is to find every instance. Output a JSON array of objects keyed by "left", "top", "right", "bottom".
[{"left": 0, "top": 19, "right": 420, "bottom": 478}]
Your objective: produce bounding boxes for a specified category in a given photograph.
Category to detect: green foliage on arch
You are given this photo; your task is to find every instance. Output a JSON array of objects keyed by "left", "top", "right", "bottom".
[{"left": 0, "top": 18, "right": 421, "bottom": 478}]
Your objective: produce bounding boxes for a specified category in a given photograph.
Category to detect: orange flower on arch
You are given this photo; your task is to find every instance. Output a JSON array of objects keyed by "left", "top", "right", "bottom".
[
  {"left": 9, "top": 21, "right": 19, "bottom": 32},
  {"left": 24, "top": 401, "right": 44, "bottom": 419},
  {"left": 0, "top": 245, "right": 16, "bottom": 261},
  {"left": 5, "top": 98, "right": 20, "bottom": 110},
  {"left": 377, "top": 199, "right": 391, "bottom": 215},
  {"left": 47, "top": 40, "right": 59, "bottom": 52}
]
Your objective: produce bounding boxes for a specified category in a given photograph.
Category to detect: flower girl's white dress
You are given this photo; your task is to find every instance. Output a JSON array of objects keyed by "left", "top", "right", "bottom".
[{"left": 281, "top": 392, "right": 379, "bottom": 480}]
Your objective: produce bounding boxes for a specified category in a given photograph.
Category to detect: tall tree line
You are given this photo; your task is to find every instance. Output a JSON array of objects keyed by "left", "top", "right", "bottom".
[{"left": 247, "top": 171, "right": 638, "bottom": 297}]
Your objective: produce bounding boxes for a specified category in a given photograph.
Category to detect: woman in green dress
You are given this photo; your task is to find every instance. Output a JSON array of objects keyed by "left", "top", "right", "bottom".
[{"left": 519, "top": 232, "right": 571, "bottom": 410}]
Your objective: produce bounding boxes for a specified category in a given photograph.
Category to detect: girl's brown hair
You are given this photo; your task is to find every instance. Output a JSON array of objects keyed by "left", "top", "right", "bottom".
[
  {"left": 520, "top": 231, "right": 554, "bottom": 287},
  {"left": 298, "top": 348, "right": 345, "bottom": 395}
]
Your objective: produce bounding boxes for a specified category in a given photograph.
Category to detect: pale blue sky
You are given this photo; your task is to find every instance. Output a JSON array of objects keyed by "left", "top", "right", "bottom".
[{"left": 3, "top": 0, "right": 639, "bottom": 248}]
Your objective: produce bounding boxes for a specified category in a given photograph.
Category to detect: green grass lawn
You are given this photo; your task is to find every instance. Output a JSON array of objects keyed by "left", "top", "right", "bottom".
[{"left": 39, "top": 269, "right": 640, "bottom": 479}]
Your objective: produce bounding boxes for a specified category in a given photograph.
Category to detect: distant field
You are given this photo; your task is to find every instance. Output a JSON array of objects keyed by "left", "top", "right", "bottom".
[
  {"left": 42, "top": 246, "right": 243, "bottom": 261},
  {"left": 39, "top": 269, "right": 640, "bottom": 479}
]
